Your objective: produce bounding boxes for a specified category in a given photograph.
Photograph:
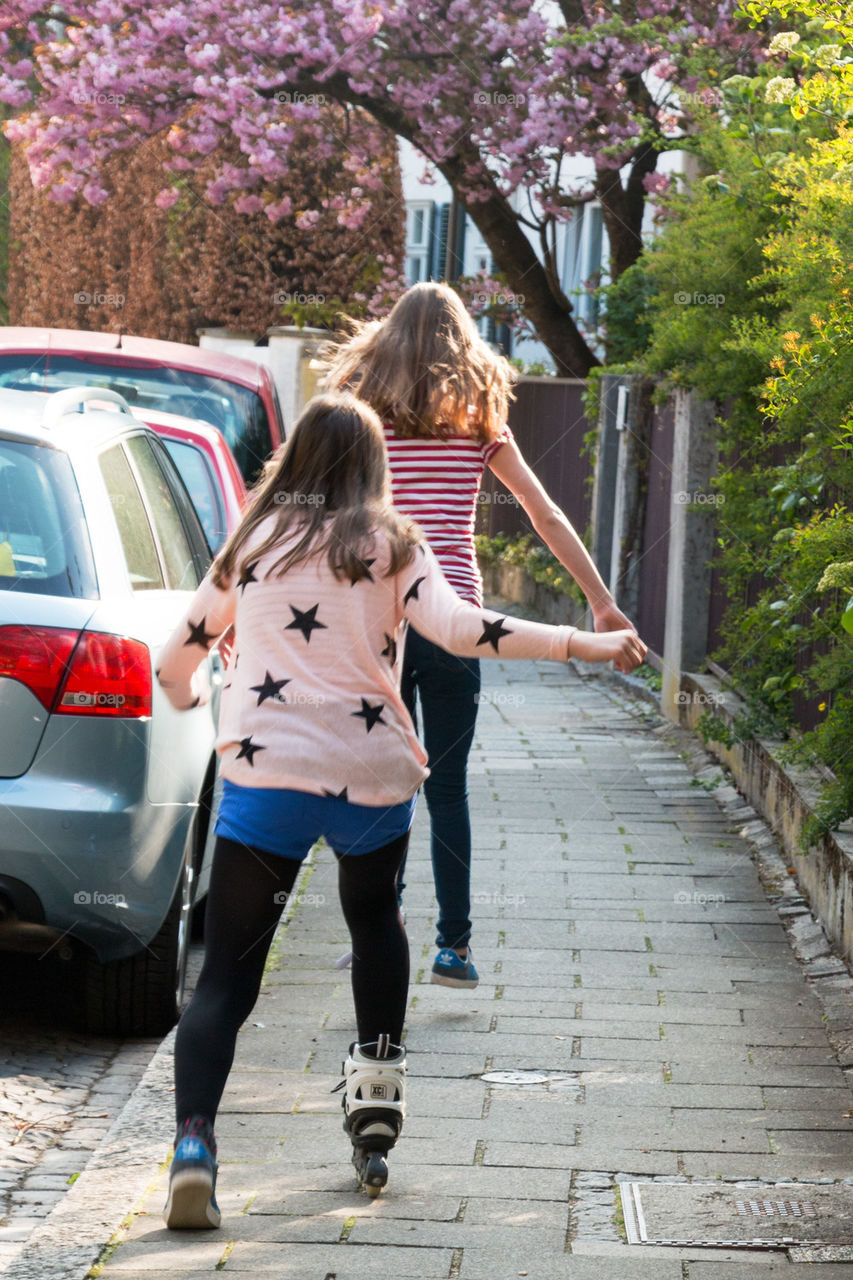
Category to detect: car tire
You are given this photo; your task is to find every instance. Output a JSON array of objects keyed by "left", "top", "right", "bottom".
[{"left": 81, "top": 847, "right": 194, "bottom": 1037}]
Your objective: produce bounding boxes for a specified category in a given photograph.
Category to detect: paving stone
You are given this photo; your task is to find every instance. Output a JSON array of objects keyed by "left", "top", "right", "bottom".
[{"left": 49, "top": 660, "right": 853, "bottom": 1280}]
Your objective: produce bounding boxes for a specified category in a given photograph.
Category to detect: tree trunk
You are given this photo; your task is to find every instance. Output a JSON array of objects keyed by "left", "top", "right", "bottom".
[
  {"left": 437, "top": 153, "right": 598, "bottom": 377},
  {"left": 595, "top": 141, "right": 660, "bottom": 280}
]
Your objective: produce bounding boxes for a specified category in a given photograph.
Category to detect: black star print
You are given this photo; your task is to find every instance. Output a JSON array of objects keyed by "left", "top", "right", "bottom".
[
  {"left": 250, "top": 671, "right": 291, "bottom": 705},
  {"left": 285, "top": 603, "right": 328, "bottom": 643},
  {"left": 237, "top": 560, "right": 259, "bottom": 592},
  {"left": 185, "top": 616, "right": 218, "bottom": 649},
  {"left": 350, "top": 557, "right": 376, "bottom": 586},
  {"left": 351, "top": 697, "right": 387, "bottom": 732},
  {"left": 403, "top": 576, "right": 426, "bottom": 605},
  {"left": 381, "top": 633, "right": 398, "bottom": 665},
  {"left": 323, "top": 786, "right": 349, "bottom": 801},
  {"left": 477, "top": 615, "right": 514, "bottom": 654},
  {"left": 236, "top": 736, "right": 265, "bottom": 766}
]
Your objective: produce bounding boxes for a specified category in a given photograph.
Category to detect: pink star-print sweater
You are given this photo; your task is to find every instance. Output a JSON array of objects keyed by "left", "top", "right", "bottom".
[{"left": 156, "top": 522, "right": 574, "bottom": 805}]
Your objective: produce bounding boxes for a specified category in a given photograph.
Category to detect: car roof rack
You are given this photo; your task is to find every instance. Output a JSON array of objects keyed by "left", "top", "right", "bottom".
[{"left": 41, "top": 385, "right": 133, "bottom": 430}]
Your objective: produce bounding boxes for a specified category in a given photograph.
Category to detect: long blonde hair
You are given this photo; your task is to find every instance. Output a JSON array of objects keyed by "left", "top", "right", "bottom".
[
  {"left": 322, "top": 281, "right": 515, "bottom": 441},
  {"left": 213, "top": 393, "right": 418, "bottom": 588}
]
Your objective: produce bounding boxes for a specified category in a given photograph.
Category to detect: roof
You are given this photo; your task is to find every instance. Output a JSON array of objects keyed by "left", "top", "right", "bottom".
[
  {"left": 0, "top": 327, "right": 268, "bottom": 392},
  {"left": 0, "top": 386, "right": 152, "bottom": 450}
]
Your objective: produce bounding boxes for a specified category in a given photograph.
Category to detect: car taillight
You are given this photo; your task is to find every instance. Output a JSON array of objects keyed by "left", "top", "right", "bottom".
[
  {"left": 56, "top": 632, "right": 151, "bottom": 718},
  {"left": 0, "top": 625, "right": 79, "bottom": 710}
]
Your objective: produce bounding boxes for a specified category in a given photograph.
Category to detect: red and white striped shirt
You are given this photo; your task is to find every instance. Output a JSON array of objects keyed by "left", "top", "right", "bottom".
[{"left": 384, "top": 425, "right": 511, "bottom": 605}]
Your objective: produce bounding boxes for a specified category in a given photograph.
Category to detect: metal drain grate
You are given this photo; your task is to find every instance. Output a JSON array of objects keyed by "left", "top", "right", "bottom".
[
  {"left": 735, "top": 1199, "right": 817, "bottom": 1219},
  {"left": 622, "top": 1182, "right": 853, "bottom": 1249}
]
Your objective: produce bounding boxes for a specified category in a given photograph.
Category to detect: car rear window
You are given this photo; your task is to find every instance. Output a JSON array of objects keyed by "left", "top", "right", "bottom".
[
  {"left": 0, "top": 440, "right": 98, "bottom": 598},
  {"left": 0, "top": 354, "right": 272, "bottom": 484}
]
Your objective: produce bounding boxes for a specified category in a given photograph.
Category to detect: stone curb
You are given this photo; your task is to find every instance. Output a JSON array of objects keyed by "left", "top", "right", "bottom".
[{"left": 2, "top": 855, "right": 315, "bottom": 1280}]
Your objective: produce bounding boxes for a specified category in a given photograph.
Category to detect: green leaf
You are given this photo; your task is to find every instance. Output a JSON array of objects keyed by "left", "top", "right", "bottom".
[{"left": 842, "top": 596, "right": 853, "bottom": 635}]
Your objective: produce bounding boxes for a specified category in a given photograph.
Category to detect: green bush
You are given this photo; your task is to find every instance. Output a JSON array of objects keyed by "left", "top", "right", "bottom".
[
  {"left": 475, "top": 532, "right": 587, "bottom": 609},
  {"left": 612, "top": 12, "right": 853, "bottom": 844}
]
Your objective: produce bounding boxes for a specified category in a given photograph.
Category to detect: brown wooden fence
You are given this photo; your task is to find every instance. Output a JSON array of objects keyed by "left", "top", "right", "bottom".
[{"left": 477, "top": 376, "right": 592, "bottom": 538}]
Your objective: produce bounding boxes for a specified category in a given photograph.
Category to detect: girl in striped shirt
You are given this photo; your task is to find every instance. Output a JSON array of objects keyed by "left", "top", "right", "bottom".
[{"left": 324, "top": 283, "right": 641, "bottom": 988}]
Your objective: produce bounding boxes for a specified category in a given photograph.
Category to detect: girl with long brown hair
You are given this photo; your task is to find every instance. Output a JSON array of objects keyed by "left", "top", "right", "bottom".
[
  {"left": 325, "top": 283, "right": 640, "bottom": 988},
  {"left": 156, "top": 391, "right": 644, "bottom": 1226}
]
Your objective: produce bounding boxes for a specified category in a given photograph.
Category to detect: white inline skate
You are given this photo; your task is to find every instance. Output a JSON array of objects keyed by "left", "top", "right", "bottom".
[{"left": 336, "top": 1034, "right": 406, "bottom": 1197}]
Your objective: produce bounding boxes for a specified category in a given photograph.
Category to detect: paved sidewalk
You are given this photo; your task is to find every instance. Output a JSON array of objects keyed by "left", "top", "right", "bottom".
[{"left": 89, "top": 657, "right": 853, "bottom": 1278}]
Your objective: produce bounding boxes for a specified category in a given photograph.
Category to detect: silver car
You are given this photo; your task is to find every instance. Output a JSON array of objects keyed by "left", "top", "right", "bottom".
[{"left": 0, "top": 386, "right": 219, "bottom": 1035}]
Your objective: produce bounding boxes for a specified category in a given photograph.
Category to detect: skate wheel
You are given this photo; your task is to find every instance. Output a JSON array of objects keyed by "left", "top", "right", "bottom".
[{"left": 360, "top": 1150, "right": 388, "bottom": 1197}]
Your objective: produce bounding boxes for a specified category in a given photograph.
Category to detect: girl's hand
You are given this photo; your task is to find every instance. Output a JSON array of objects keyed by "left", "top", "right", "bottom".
[
  {"left": 592, "top": 600, "right": 636, "bottom": 634},
  {"left": 570, "top": 628, "right": 647, "bottom": 672}
]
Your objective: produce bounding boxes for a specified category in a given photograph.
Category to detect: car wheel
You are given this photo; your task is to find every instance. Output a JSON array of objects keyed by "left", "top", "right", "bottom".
[{"left": 81, "top": 848, "right": 194, "bottom": 1038}]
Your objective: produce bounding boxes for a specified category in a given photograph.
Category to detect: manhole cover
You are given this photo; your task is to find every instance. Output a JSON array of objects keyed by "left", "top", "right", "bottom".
[
  {"left": 480, "top": 1070, "right": 579, "bottom": 1090},
  {"left": 622, "top": 1183, "right": 853, "bottom": 1249},
  {"left": 482, "top": 1070, "right": 550, "bottom": 1085}
]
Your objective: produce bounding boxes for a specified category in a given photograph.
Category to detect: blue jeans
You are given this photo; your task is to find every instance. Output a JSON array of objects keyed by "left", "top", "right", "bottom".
[{"left": 400, "top": 626, "right": 481, "bottom": 950}]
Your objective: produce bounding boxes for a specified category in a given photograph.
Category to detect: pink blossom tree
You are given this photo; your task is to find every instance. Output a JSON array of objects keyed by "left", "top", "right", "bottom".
[{"left": 0, "top": 0, "right": 762, "bottom": 374}]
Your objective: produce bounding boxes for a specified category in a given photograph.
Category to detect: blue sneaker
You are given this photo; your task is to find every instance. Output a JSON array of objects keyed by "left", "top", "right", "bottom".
[
  {"left": 164, "top": 1120, "right": 221, "bottom": 1229},
  {"left": 431, "top": 947, "right": 479, "bottom": 989}
]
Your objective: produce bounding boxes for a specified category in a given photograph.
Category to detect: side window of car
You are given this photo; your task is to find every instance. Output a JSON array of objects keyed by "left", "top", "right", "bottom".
[
  {"left": 98, "top": 444, "right": 164, "bottom": 591},
  {"left": 160, "top": 439, "right": 225, "bottom": 553},
  {"left": 125, "top": 434, "right": 201, "bottom": 591}
]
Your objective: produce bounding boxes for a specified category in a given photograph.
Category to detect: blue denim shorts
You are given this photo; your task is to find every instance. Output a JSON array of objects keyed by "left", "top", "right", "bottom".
[{"left": 214, "top": 780, "right": 417, "bottom": 861}]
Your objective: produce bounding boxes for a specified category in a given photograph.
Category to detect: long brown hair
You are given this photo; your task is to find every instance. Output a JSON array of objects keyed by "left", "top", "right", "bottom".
[
  {"left": 213, "top": 393, "right": 418, "bottom": 588},
  {"left": 321, "top": 281, "right": 515, "bottom": 441}
]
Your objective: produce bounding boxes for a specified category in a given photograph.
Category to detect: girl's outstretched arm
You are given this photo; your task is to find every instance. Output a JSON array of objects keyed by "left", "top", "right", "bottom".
[
  {"left": 156, "top": 571, "right": 237, "bottom": 710},
  {"left": 487, "top": 436, "right": 634, "bottom": 634},
  {"left": 401, "top": 546, "right": 646, "bottom": 672}
]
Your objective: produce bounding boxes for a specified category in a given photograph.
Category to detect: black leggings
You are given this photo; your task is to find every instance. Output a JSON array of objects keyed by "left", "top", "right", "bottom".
[{"left": 174, "top": 831, "right": 410, "bottom": 1127}]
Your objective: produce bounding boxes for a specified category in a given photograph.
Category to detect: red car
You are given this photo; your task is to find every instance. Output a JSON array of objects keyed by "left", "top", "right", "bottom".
[
  {"left": 132, "top": 409, "right": 248, "bottom": 552},
  {"left": 0, "top": 327, "right": 285, "bottom": 483}
]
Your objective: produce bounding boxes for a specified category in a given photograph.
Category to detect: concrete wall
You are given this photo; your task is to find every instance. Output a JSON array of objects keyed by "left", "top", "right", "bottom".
[{"left": 677, "top": 670, "right": 853, "bottom": 967}]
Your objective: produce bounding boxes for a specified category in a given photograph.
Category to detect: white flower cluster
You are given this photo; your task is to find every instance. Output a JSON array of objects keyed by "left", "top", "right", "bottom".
[
  {"left": 814, "top": 43, "right": 843, "bottom": 68},
  {"left": 768, "top": 30, "right": 801, "bottom": 56},
  {"left": 765, "top": 76, "right": 797, "bottom": 103}
]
